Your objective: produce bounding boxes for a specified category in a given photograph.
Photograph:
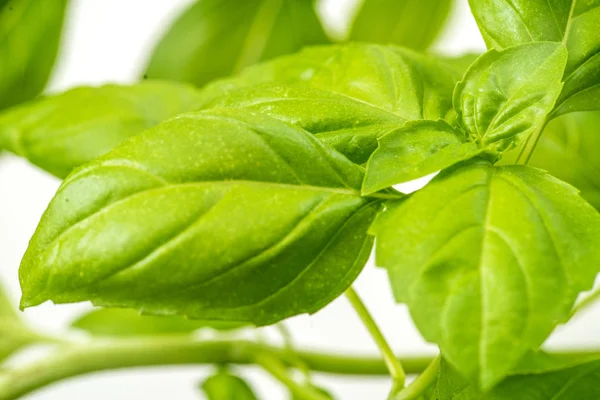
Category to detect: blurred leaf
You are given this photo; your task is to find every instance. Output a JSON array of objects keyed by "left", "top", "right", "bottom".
[
  {"left": 528, "top": 111, "right": 600, "bottom": 211},
  {"left": 0, "top": 0, "right": 68, "bottom": 109},
  {"left": 349, "top": 0, "right": 453, "bottom": 51},
  {"left": 291, "top": 384, "right": 334, "bottom": 399},
  {"left": 0, "top": 81, "right": 204, "bottom": 178},
  {"left": 72, "top": 308, "right": 247, "bottom": 337},
  {"left": 145, "top": 0, "right": 329, "bottom": 87},
  {"left": 201, "top": 370, "right": 259, "bottom": 400},
  {"left": 0, "top": 284, "right": 38, "bottom": 362}
]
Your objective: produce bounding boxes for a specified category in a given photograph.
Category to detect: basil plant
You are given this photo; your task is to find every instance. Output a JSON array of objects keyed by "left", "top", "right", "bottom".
[{"left": 1, "top": 0, "right": 600, "bottom": 399}]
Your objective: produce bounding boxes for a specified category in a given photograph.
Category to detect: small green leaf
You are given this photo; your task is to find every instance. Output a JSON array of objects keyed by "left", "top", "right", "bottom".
[
  {"left": 0, "top": 81, "right": 204, "bottom": 178},
  {"left": 0, "top": 0, "right": 67, "bottom": 109},
  {"left": 371, "top": 159, "right": 600, "bottom": 389},
  {"left": 362, "top": 120, "right": 482, "bottom": 195},
  {"left": 291, "top": 384, "right": 334, "bottom": 399},
  {"left": 71, "top": 308, "right": 246, "bottom": 337},
  {"left": 468, "top": 0, "right": 600, "bottom": 116},
  {"left": 436, "top": 356, "right": 600, "bottom": 399},
  {"left": 145, "top": 0, "right": 329, "bottom": 87},
  {"left": 19, "top": 109, "right": 382, "bottom": 325},
  {"left": 348, "top": 0, "right": 453, "bottom": 51},
  {"left": 528, "top": 111, "right": 600, "bottom": 210},
  {"left": 205, "top": 84, "right": 405, "bottom": 164},
  {"left": 454, "top": 42, "right": 567, "bottom": 151},
  {"left": 198, "top": 44, "right": 459, "bottom": 122},
  {"left": 201, "top": 370, "right": 258, "bottom": 400}
]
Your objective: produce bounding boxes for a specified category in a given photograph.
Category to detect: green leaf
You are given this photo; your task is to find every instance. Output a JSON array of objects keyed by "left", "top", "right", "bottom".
[
  {"left": 436, "top": 356, "right": 600, "bottom": 399},
  {"left": 19, "top": 109, "right": 383, "bottom": 326},
  {"left": 370, "top": 159, "right": 600, "bottom": 389},
  {"left": 198, "top": 44, "right": 459, "bottom": 121},
  {"left": 204, "top": 84, "right": 405, "bottom": 165},
  {"left": 468, "top": 0, "right": 600, "bottom": 117},
  {"left": 0, "top": 81, "right": 204, "bottom": 178},
  {"left": 291, "top": 385, "right": 334, "bottom": 399},
  {"left": 454, "top": 42, "right": 567, "bottom": 151},
  {"left": 201, "top": 370, "right": 258, "bottom": 400},
  {"left": 0, "top": 0, "right": 67, "bottom": 109},
  {"left": 0, "top": 284, "right": 38, "bottom": 362},
  {"left": 348, "top": 0, "right": 453, "bottom": 51},
  {"left": 362, "top": 120, "right": 482, "bottom": 195},
  {"left": 71, "top": 308, "right": 246, "bottom": 337},
  {"left": 528, "top": 111, "right": 600, "bottom": 210},
  {"left": 145, "top": 0, "right": 329, "bottom": 87}
]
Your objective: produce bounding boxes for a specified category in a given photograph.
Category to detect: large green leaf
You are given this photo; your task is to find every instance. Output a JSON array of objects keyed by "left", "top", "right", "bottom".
[
  {"left": 436, "top": 356, "right": 600, "bottom": 399},
  {"left": 370, "top": 159, "right": 600, "bottom": 389},
  {"left": 19, "top": 109, "right": 383, "bottom": 325},
  {"left": 529, "top": 111, "right": 600, "bottom": 211},
  {"left": 468, "top": 0, "right": 600, "bottom": 116},
  {"left": 0, "top": 0, "right": 67, "bottom": 109},
  {"left": 201, "top": 370, "right": 258, "bottom": 400},
  {"left": 0, "top": 285, "right": 38, "bottom": 362},
  {"left": 204, "top": 84, "right": 404, "bottom": 165},
  {"left": 71, "top": 308, "right": 246, "bottom": 337},
  {"left": 454, "top": 43, "right": 567, "bottom": 151},
  {"left": 198, "top": 44, "right": 459, "bottom": 121},
  {"left": 0, "top": 81, "right": 204, "bottom": 178},
  {"left": 348, "top": 0, "right": 453, "bottom": 51},
  {"left": 362, "top": 120, "right": 483, "bottom": 195},
  {"left": 145, "top": 0, "right": 329, "bottom": 87}
]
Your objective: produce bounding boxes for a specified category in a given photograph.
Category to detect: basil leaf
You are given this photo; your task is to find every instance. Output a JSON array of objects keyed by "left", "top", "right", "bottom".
[
  {"left": 1, "top": 285, "right": 38, "bottom": 362},
  {"left": 0, "top": 0, "right": 67, "bottom": 109},
  {"left": 201, "top": 370, "right": 258, "bottom": 400},
  {"left": 370, "top": 159, "right": 600, "bottom": 389},
  {"left": 145, "top": 0, "right": 329, "bottom": 87},
  {"left": 72, "top": 308, "right": 246, "bottom": 337},
  {"left": 454, "top": 42, "right": 567, "bottom": 151},
  {"left": 362, "top": 120, "right": 483, "bottom": 195},
  {"left": 205, "top": 84, "right": 405, "bottom": 164},
  {"left": 19, "top": 109, "right": 382, "bottom": 325},
  {"left": 528, "top": 111, "right": 600, "bottom": 211},
  {"left": 199, "top": 44, "right": 459, "bottom": 121},
  {"left": 0, "top": 81, "right": 204, "bottom": 178},
  {"left": 291, "top": 385, "right": 334, "bottom": 400},
  {"left": 436, "top": 357, "right": 600, "bottom": 399},
  {"left": 348, "top": 0, "right": 453, "bottom": 51},
  {"left": 468, "top": 0, "right": 600, "bottom": 117}
]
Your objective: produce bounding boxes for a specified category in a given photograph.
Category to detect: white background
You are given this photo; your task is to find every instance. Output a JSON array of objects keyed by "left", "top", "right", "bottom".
[{"left": 1, "top": 0, "right": 599, "bottom": 399}]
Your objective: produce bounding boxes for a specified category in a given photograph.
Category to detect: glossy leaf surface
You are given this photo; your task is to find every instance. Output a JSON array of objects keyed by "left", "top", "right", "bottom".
[
  {"left": 0, "top": 0, "right": 67, "bottom": 109},
  {"left": 371, "top": 160, "right": 600, "bottom": 389},
  {"left": 469, "top": 0, "right": 600, "bottom": 116},
  {"left": 145, "top": 0, "right": 329, "bottom": 87},
  {"left": 454, "top": 43, "right": 567, "bottom": 151},
  {"left": 72, "top": 308, "right": 246, "bottom": 336},
  {"left": 0, "top": 81, "right": 204, "bottom": 177},
  {"left": 362, "top": 120, "right": 481, "bottom": 194},
  {"left": 349, "top": 0, "right": 453, "bottom": 51},
  {"left": 201, "top": 370, "right": 258, "bottom": 400},
  {"left": 19, "top": 109, "right": 381, "bottom": 325}
]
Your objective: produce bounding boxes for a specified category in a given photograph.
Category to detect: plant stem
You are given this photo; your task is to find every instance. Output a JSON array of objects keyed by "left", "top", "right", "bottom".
[
  {"left": 345, "top": 287, "right": 406, "bottom": 390},
  {"left": 395, "top": 356, "right": 441, "bottom": 400},
  {"left": 255, "top": 353, "right": 329, "bottom": 400},
  {"left": 515, "top": 119, "right": 549, "bottom": 164},
  {"left": 0, "top": 337, "right": 431, "bottom": 400}
]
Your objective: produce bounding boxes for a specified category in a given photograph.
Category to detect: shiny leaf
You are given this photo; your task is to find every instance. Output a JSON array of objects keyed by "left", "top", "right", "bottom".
[
  {"left": 371, "top": 159, "right": 600, "bottom": 389},
  {"left": 454, "top": 43, "right": 567, "bottom": 151},
  {"left": 0, "top": 81, "right": 204, "bottom": 178},
  {"left": 19, "top": 109, "right": 382, "bottom": 325}
]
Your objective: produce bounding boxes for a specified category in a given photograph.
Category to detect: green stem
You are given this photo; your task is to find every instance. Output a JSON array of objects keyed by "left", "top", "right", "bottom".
[
  {"left": 396, "top": 356, "right": 441, "bottom": 400},
  {"left": 0, "top": 337, "right": 431, "bottom": 400},
  {"left": 255, "top": 353, "right": 329, "bottom": 400},
  {"left": 515, "top": 119, "right": 549, "bottom": 164},
  {"left": 345, "top": 287, "right": 406, "bottom": 390}
]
